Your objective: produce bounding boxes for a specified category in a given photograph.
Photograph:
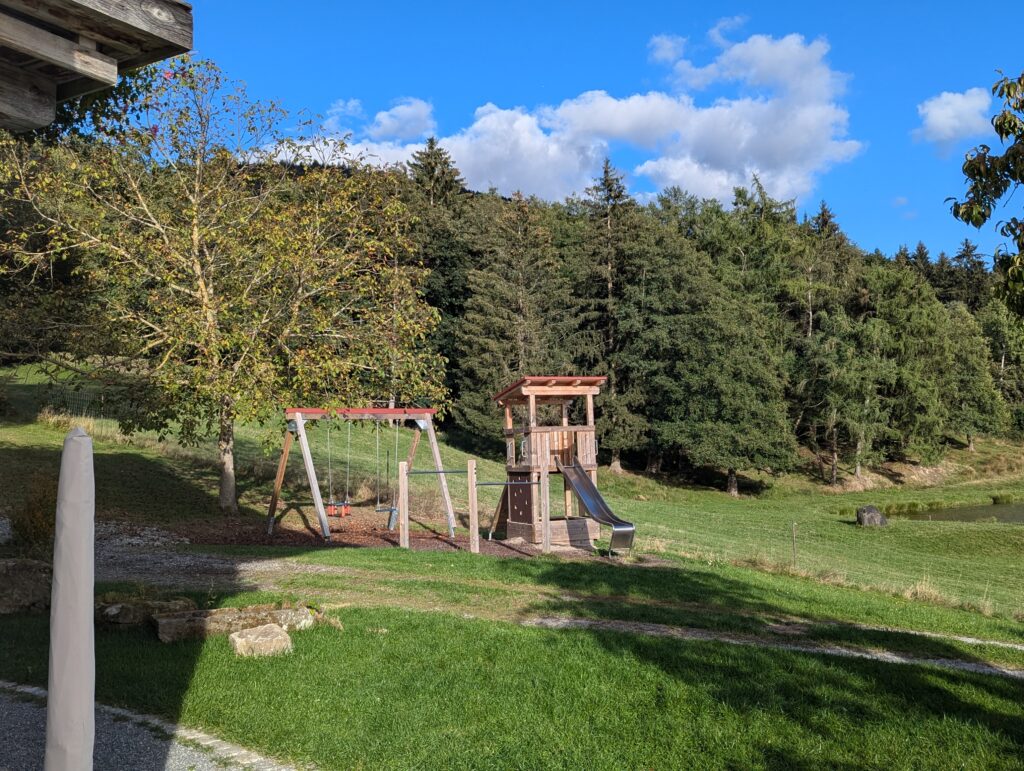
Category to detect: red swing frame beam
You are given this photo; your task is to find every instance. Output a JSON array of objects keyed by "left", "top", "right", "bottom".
[
  {"left": 268, "top": 407, "right": 455, "bottom": 542},
  {"left": 283, "top": 407, "right": 437, "bottom": 419}
]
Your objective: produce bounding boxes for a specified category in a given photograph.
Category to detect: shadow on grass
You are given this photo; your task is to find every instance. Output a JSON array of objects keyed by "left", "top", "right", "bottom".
[{"left": 505, "top": 558, "right": 1024, "bottom": 765}]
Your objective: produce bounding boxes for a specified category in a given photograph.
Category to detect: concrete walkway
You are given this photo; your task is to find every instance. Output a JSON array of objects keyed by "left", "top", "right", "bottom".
[{"left": 0, "top": 681, "right": 299, "bottom": 771}]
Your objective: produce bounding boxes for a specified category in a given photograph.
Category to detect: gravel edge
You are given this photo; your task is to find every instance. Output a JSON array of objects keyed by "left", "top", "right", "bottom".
[{"left": 0, "top": 679, "right": 304, "bottom": 770}]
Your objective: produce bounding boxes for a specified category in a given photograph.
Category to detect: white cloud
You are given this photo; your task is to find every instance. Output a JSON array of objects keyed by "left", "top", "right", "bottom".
[
  {"left": 322, "top": 25, "right": 860, "bottom": 203},
  {"left": 323, "top": 98, "right": 362, "bottom": 133},
  {"left": 366, "top": 97, "right": 436, "bottom": 141},
  {"left": 708, "top": 15, "right": 746, "bottom": 47},
  {"left": 914, "top": 87, "right": 992, "bottom": 145},
  {"left": 648, "top": 34, "right": 685, "bottom": 63}
]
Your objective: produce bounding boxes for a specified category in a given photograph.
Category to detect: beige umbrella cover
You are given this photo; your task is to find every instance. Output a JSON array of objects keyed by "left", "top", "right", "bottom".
[{"left": 44, "top": 427, "right": 95, "bottom": 771}]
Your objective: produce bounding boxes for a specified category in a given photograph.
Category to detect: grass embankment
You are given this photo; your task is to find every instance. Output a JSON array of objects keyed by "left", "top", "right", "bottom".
[{"left": 2, "top": 602, "right": 1023, "bottom": 770}]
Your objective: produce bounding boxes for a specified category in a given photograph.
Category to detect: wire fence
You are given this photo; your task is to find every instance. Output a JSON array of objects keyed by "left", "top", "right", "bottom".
[{"left": 634, "top": 508, "right": 1023, "bottom": 617}]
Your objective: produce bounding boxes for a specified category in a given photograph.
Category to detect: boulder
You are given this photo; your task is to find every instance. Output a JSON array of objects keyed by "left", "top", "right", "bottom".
[
  {"left": 0, "top": 559, "right": 51, "bottom": 614},
  {"left": 856, "top": 505, "right": 888, "bottom": 527},
  {"left": 153, "top": 604, "right": 315, "bottom": 643},
  {"left": 229, "top": 623, "right": 292, "bottom": 657},
  {"left": 96, "top": 597, "right": 197, "bottom": 626}
]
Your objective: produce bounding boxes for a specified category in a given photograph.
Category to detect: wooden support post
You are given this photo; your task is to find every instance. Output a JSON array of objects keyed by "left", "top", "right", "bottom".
[
  {"left": 294, "top": 414, "right": 331, "bottom": 541},
  {"left": 560, "top": 402, "right": 574, "bottom": 516},
  {"left": 504, "top": 404, "right": 515, "bottom": 465},
  {"left": 405, "top": 427, "right": 421, "bottom": 470},
  {"left": 266, "top": 429, "right": 293, "bottom": 535},
  {"left": 399, "top": 461, "right": 410, "bottom": 549},
  {"left": 540, "top": 434, "right": 551, "bottom": 554},
  {"left": 467, "top": 460, "right": 479, "bottom": 554},
  {"left": 423, "top": 420, "right": 456, "bottom": 537}
]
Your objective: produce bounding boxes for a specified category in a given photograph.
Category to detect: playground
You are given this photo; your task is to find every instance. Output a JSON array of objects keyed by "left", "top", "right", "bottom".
[{"left": 264, "top": 377, "right": 635, "bottom": 557}]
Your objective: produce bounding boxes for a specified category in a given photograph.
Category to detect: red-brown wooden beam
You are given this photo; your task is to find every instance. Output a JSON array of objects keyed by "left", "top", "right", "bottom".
[{"left": 284, "top": 407, "right": 437, "bottom": 419}]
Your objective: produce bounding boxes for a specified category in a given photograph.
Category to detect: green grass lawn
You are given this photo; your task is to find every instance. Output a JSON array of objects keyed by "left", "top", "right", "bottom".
[{"left": 1, "top": 604, "right": 1023, "bottom": 770}]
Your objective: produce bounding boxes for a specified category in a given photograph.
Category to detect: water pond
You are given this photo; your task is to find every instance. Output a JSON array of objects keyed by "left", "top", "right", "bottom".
[{"left": 897, "top": 502, "right": 1024, "bottom": 523}]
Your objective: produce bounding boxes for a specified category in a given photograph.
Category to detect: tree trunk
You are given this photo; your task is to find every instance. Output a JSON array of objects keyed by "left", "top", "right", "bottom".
[
  {"left": 645, "top": 450, "right": 662, "bottom": 474},
  {"left": 830, "top": 440, "right": 838, "bottom": 486},
  {"left": 967, "top": 434, "right": 975, "bottom": 452},
  {"left": 726, "top": 468, "right": 738, "bottom": 497},
  {"left": 854, "top": 432, "right": 864, "bottom": 478},
  {"left": 609, "top": 448, "right": 623, "bottom": 474},
  {"left": 218, "top": 396, "right": 238, "bottom": 515}
]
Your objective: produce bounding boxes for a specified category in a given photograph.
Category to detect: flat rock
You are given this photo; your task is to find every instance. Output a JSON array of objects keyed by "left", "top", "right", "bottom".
[
  {"left": 229, "top": 623, "right": 292, "bottom": 657},
  {"left": 154, "top": 604, "right": 315, "bottom": 643},
  {"left": 0, "top": 559, "right": 52, "bottom": 614},
  {"left": 96, "top": 597, "right": 197, "bottom": 626},
  {"left": 856, "top": 505, "right": 888, "bottom": 527}
]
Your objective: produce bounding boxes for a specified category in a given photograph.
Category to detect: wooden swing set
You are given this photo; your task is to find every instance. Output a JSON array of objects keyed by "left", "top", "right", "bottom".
[{"left": 265, "top": 407, "right": 456, "bottom": 541}]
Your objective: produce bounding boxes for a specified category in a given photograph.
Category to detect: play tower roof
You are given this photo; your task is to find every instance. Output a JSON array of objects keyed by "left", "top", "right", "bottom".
[{"left": 492, "top": 376, "right": 607, "bottom": 406}]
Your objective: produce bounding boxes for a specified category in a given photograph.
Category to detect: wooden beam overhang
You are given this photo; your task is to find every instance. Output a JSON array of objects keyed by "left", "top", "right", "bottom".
[{"left": 0, "top": 0, "right": 193, "bottom": 130}]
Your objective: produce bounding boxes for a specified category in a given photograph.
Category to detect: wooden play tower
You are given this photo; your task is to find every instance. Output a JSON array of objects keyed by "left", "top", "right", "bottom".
[{"left": 490, "top": 376, "right": 607, "bottom": 546}]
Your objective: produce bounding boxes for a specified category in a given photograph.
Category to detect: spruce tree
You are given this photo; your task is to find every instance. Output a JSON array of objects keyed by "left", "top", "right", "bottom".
[
  {"left": 407, "top": 137, "right": 465, "bottom": 208},
  {"left": 942, "top": 302, "right": 1007, "bottom": 450},
  {"left": 579, "top": 159, "right": 652, "bottom": 472},
  {"left": 852, "top": 264, "right": 950, "bottom": 461},
  {"left": 404, "top": 137, "right": 472, "bottom": 404},
  {"left": 644, "top": 259, "right": 795, "bottom": 496},
  {"left": 454, "top": 194, "right": 583, "bottom": 446}
]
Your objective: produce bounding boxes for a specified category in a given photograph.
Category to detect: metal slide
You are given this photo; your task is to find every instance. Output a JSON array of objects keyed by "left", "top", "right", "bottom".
[{"left": 556, "top": 459, "right": 635, "bottom": 553}]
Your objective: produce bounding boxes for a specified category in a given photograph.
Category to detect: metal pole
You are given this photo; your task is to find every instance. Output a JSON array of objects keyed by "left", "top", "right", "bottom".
[
  {"left": 791, "top": 522, "right": 798, "bottom": 569},
  {"left": 468, "top": 460, "right": 479, "bottom": 554},
  {"left": 45, "top": 428, "right": 95, "bottom": 771}
]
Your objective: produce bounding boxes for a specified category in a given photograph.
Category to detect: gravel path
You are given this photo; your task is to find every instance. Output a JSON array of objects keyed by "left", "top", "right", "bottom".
[{"left": 0, "top": 682, "right": 298, "bottom": 771}]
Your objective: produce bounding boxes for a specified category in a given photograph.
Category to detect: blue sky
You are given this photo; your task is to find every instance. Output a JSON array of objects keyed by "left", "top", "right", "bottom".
[{"left": 193, "top": 1, "right": 1023, "bottom": 261}]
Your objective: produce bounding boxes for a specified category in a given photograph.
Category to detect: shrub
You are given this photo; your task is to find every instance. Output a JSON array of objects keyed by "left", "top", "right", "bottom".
[{"left": 11, "top": 471, "right": 58, "bottom": 558}]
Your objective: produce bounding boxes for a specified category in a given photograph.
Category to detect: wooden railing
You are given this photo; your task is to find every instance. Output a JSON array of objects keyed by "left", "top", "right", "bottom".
[{"left": 504, "top": 426, "right": 597, "bottom": 470}]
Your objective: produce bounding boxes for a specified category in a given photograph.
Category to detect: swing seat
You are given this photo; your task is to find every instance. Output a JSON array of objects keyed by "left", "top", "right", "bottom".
[
  {"left": 326, "top": 501, "right": 339, "bottom": 517},
  {"left": 340, "top": 502, "right": 352, "bottom": 517}
]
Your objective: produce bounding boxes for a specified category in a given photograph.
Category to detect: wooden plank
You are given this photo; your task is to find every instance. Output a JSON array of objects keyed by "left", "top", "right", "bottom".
[
  {"left": 467, "top": 460, "right": 479, "bottom": 554},
  {"left": 284, "top": 407, "right": 437, "bottom": 419},
  {"left": 486, "top": 488, "right": 508, "bottom": 540},
  {"left": 540, "top": 434, "right": 551, "bottom": 554},
  {"left": 265, "top": 429, "right": 293, "bottom": 535},
  {"left": 520, "top": 385, "right": 602, "bottom": 397},
  {"left": 294, "top": 415, "right": 331, "bottom": 541},
  {"left": 0, "top": 11, "right": 116, "bottom": 82},
  {"left": 405, "top": 427, "right": 421, "bottom": 470},
  {"left": 0, "top": 58, "right": 54, "bottom": 130},
  {"left": 398, "top": 461, "right": 409, "bottom": 549},
  {"left": 424, "top": 419, "right": 456, "bottom": 537},
  {"left": 2, "top": 0, "right": 193, "bottom": 51}
]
